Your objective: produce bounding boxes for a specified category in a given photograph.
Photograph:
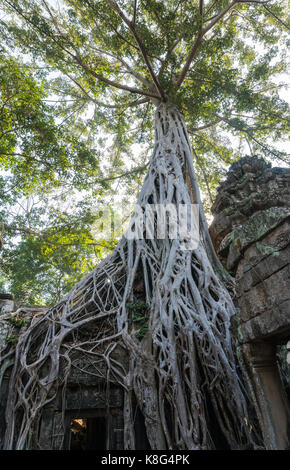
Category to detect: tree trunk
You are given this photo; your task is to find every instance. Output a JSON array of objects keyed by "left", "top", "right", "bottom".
[{"left": 3, "top": 103, "right": 259, "bottom": 450}]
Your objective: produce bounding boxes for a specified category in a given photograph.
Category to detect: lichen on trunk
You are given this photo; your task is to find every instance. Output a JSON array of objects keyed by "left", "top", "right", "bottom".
[{"left": 2, "top": 103, "right": 260, "bottom": 450}]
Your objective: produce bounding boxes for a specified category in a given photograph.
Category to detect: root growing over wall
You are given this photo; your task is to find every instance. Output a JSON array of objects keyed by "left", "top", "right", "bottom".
[{"left": 3, "top": 104, "right": 259, "bottom": 450}]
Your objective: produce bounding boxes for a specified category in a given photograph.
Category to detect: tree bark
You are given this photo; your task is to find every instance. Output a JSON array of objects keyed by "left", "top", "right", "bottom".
[{"left": 2, "top": 103, "right": 259, "bottom": 450}]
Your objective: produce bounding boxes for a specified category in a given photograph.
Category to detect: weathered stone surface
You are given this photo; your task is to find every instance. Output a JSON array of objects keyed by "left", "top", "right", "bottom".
[
  {"left": 242, "top": 341, "right": 290, "bottom": 450},
  {"left": 238, "top": 263, "right": 290, "bottom": 317},
  {"left": 0, "top": 294, "right": 15, "bottom": 354},
  {"left": 0, "top": 297, "right": 128, "bottom": 450},
  {"left": 66, "top": 386, "right": 122, "bottom": 410},
  {"left": 237, "top": 247, "right": 289, "bottom": 293},
  {"left": 0, "top": 294, "right": 14, "bottom": 316},
  {"left": 210, "top": 156, "right": 290, "bottom": 343},
  {"left": 236, "top": 224, "right": 290, "bottom": 278},
  {"left": 210, "top": 156, "right": 290, "bottom": 262},
  {"left": 240, "top": 300, "right": 290, "bottom": 343},
  {"left": 0, "top": 322, "right": 11, "bottom": 354},
  {"left": 224, "top": 208, "right": 289, "bottom": 271},
  {"left": 234, "top": 220, "right": 290, "bottom": 341},
  {"left": 210, "top": 156, "right": 290, "bottom": 450}
]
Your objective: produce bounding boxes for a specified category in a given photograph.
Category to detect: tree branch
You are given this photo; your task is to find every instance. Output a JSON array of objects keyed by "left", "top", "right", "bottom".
[
  {"left": 191, "top": 145, "right": 213, "bottom": 203},
  {"left": 175, "top": 1, "right": 238, "bottom": 89},
  {"left": 205, "top": 0, "right": 219, "bottom": 18},
  {"left": 85, "top": 43, "right": 155, "bottom": 90},
  {"left": 214, "top": 113, "right": 287, "bottom": 160},
  {"left": 107, "top": 53, "right": 155, "bottom": 90},
  {"left": 188, "top": 119, "right": 221, "bottom": 132},
  {"left": 133, "top": 0, "right": 137, "bottom": 25},
  {"left": 65, "top": 72, "right": 150, "bottom": 108},
  {"left": 237, "top": 0, "right": 272, "bottom": 3},
  {"left": 199, "top": 0, "right": 204, "bottom": 18},
  {"left": 2, "top": 224, "right": 113, "bottom": 248},
  {"left": 105, "top": 0, "right": 166, "bottom": 100},
  {"left": 3, "top": 0, "right": 159, "bottom": 100},
  {"left": 0, "top": 153, "right": 54, "bottom": 169},
  {"left": 263, "top": 4, "right": 290, "bottom": 31},
  {"left": 99, "top": 163, "right": 149, "bottom": 183},
  {"left": 73, "top": 54, "right": 159, "bottom": 99},
  {"left": 3, "top": 224, "right": 48, "bottom": 239},
  {"left": 176, "top": 0, "right": 273, "bottom": 89}
]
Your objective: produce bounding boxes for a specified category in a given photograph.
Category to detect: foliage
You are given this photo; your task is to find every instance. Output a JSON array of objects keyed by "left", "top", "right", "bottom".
[
  {"left": 127, "top": 301, "right": 149, "bottom": 339},
  {"left": 255, "top": 241, "right": 280, "bottom": 257},
  {"left": 0, "top": 53, "right": 101, "bottom": 191},
  {"left": 8, "top": 316, "right": 28, "bottom": 328},
  {"left": 0, "top": 2, "right": 288, "bottom": 449},
  {"left": 0, "top": 52, "right": 120, "bottom": 303},
  {"left": 5, "top": 333, "right": 18, "bottom": 344},
  {"left": 0, "top": 0, "right": 289, "bottom": 303}
]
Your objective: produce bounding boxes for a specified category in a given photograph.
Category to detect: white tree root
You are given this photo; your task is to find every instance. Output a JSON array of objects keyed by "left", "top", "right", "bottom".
[{"left": 2, "top": 104, "right": 260, "bottom": 450}]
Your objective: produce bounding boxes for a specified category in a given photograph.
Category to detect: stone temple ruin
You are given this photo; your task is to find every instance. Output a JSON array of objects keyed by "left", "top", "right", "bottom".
[
  {"left": 0, "top": 155, "right": 289, "bottom": 450},
  {"left": 0, "top": 297, "right": 148, "bottom": 450},
  {"left": 210, "top": 156, "right": 290, "bottom": 449}
]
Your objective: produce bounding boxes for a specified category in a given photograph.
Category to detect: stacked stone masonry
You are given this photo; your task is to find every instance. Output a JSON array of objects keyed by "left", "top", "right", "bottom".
[{"left": 210, "top": 156, "right": 290, "bottom": 450}]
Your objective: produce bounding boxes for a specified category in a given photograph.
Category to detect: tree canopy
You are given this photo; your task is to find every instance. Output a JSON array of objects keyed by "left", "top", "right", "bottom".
[{"left": 0, "top": 0, "right": 289, "bottom": 303}]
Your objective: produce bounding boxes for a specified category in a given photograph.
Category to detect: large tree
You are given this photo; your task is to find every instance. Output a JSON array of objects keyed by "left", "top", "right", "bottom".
[
  {"left": 0, "top": 52, "right": 121, "bottom": 303},
  {"left": 0, "top": 0, "right": 289, "bottom": 450}
]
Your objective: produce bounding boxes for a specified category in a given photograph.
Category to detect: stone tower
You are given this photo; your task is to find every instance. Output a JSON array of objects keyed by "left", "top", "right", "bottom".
[{"left": 210, "top": 156, "right": 290, "bottom": 449}]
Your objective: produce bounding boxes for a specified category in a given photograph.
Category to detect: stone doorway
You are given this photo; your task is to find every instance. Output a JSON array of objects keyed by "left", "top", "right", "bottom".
[{"left": 63, "top": 410, "right": 107, "bottom": 450}]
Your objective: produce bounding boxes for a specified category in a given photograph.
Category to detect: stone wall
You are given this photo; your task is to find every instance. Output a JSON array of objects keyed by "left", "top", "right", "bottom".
[
  {"left": 236, "top": 219, "right": 290, "bottom": 344},
  {"left": 210, "top": 156, "right": 290, "bottom": 449},
  {"left": 0, "top": 301, "right": 143, "bottom": 450},
  {"left": 0, "top": 294, "right": 14, "bottom": 354}
]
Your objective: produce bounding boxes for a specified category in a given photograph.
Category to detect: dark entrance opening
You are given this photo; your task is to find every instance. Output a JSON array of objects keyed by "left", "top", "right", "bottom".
[
  {"left": 132, "top": 393, "right": 151, "bottom": 450},
  {"left": 68, "top": 415, "right": 106, "bottom": 450}
]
